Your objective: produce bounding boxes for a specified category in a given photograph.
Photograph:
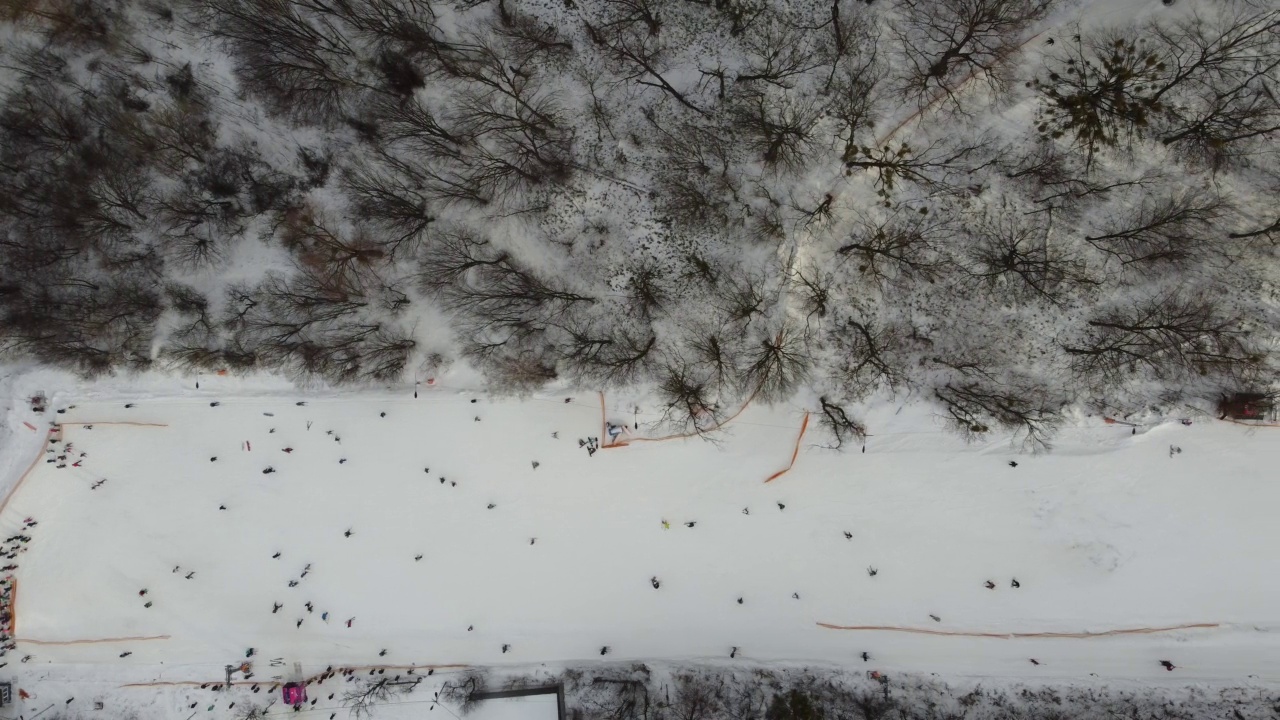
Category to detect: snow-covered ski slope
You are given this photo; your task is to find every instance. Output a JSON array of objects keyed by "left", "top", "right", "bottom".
[{"left": 4, "top": 387, "right": 1280, "bottom": 684}]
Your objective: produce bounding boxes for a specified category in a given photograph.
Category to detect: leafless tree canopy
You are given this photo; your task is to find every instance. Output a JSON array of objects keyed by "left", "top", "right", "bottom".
[
  {"left": 893, "top": 0, "right": 1054, "bottom": 111},
  {"left": 1061, "top": 292, "right": 1263, "bottom": 386},
  {"left": 0, "top": 0, "right": 1274, "bottom": 447}
]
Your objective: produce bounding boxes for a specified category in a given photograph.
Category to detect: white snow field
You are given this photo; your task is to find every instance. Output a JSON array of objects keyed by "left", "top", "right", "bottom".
[{"left": 4, "top": 385, "right": 1280, "bottom": 690}]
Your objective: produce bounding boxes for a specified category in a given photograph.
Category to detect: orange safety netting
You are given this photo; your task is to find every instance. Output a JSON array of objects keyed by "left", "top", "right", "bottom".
[
  {"left": 598, "top": 387, "right": 813, "bottom": 482},
  {"left": 817, "top": 622, "right": 1219, "bottom": 639},
  {"left": 19, "top": 634, "right": 170, "bottom": 645},
  {"left": 764, "top": 413, "right": 810, "bottom": 483},
  {"left": 600, "top": 384, "right": 763, "bottom": 449},
  {"left": 121, "top": 663, "right": 470, "bottom": 688}
]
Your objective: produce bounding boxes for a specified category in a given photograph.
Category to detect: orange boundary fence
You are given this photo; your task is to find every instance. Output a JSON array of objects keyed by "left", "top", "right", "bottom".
[
  {"left": 600, "top": 385, "right": 764, "bottom": 449},
  {"left": 0, "top": 420, "right": 169, "bottom": 643},
  {"left": 20, "top": 634, "right": 170, "bottom": 645},
  {"left": 598, "top": 388, "right": 813, "bottom": 481},
  {"left": 69, "top": 421, "right": 169, "bottom": 428},
  {"left": 817, "top": 622, "right": 1219, "bottom": 639},
  {"left": 764, "top": 412, "right": 810, "bottom": 483},
  {"left": 0, "top": 428, "right": 56, "bottom": 518},
  {"left": 121, "top": 663, "right": 471, "bottom": 688}
]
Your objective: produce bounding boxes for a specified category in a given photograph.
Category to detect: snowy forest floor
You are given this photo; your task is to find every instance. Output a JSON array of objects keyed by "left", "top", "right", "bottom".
[{"left": 0, "top": 369, "right": 1278, "bottom": 719}]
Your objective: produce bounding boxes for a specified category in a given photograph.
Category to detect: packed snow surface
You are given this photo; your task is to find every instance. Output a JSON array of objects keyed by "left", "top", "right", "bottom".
[{"left": 4, "top": 387, "right": 1279, "bottom": 686}]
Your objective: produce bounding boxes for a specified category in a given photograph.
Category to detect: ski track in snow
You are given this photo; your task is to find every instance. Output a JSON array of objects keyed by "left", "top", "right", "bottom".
[{"left": 0, "top": 385, "right": 1277, "bottom": 694}]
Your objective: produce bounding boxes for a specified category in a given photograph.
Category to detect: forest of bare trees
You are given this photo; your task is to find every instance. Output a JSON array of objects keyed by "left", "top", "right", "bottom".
[{"left": 0, "top": 0, "right": 1275, "bottom": 449}]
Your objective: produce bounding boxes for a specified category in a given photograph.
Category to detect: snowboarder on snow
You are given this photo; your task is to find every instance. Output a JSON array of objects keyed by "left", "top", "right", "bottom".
[
  {"left": 1011, "top": 578, "right": 1021, "bottom": 588},
  {"left": 651, "top": 577, "right": 660, "bottom": 589},
  {"left": 1160, "top": 660, "right": 1175, "bottom": 671},
  {"left": 860, "top": 652, "right": 870, "bottom": 662},
  {"left": 984, "top": 580, "right": 996, "bottom": 589}
]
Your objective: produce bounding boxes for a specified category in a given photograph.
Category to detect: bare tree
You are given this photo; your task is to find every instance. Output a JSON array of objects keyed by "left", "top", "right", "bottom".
[
  {"left": 729, "top": 89, "right": 823, "bottom": 171},
  {"left": 933, "top": 377, "right": 1063, "bottom": 451},
  {"left": 893, "top": 0, "right": 1054, "bottom": 111},
  {"left": 1144, "top": 9, "right": 1279, "bottom": 110},
  {"left": 828, "top": 36, "right": 881, "bottom": 162},
  {"left": 714, "top": 270, "right": 772, "bottom": 328},
  {"left": 277, "top": 205, "right": 388, "bottom": 297},
  {"left": 587, "top": 20, "right": 709, "bottom": 116},
  {"left": 560, "top": 321, "right": 658, "bottom": 386},
  {"left": 734, "top": 16, "right": 827, "bottom": 89},
  {"left": 649, "top": 120, "right": 742, "bottom": 230},
  {"left": 655, "top": 356, "right": 726, "bottom": 434},
  {"left": 1004, "top": 139, "right": 1164, "bottom": 218},
  {"left": 789, "top": 265, "right": 833, "bottom": 323},
  {"left": 815, "top": 396, "right": 867, "bottom": 450},
  {"left": 332, "top": 0, "right": 443, "bottom": 59},
  {"left": 741, "top": 326, "right": 810, "bottom": 401},
  {"left": 420, "top": 229, "right": 592, "bottom": 369},
  {"left": 844, "top": 136, "right": 993, "bottom": 196},
  {"left": 343, "top": 677, "right": 422, "bottom": 720},
  {"left": 203, "top": 0, "right": 365, "bottom": 122},
  {"left": 624, "top": 260, "right": 671, "bottom": 319},
  {"left": 829, "top": 317, "right": 911, "bottom": 399},
  {"left": 961, "top": 209, "right": 1093, "bottom": 303},
  {"left": 1084, "top": 189, "right": 1230, "bottom": 267},
  {"left": 342, "top": 161, "right": 437, "bottom": 260},
  {"left": 1147, "top": 8, "right": 1280, "bottom": 169},
  {"left": 687, "top": 330, "right": 742, "bottom": 397},
  {"left": 1157, "top": 69, "right": 1279, "bottom": 170},
  {"left": 1229, "top": 215, "right": 1278, "bottom": 241},
  {"left": 1061, "top": 292, "right": 1264, "bottom": 385},
  {"left": 837, "top": 207, "right": 952, "bottom": 286}
]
